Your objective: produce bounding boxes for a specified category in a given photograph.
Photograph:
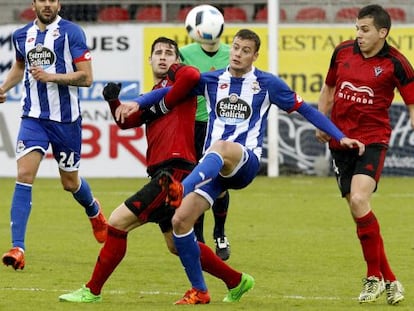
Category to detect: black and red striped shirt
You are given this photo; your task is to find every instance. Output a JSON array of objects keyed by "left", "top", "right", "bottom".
[{"left": 326, "top": 39, "right": 414, "bottom": 149}]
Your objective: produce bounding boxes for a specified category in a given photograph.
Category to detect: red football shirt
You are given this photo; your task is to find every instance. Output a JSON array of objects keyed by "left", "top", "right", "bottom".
[
  {"left": 325, "top": 40, "right": 414, "bottom": 149},
  {"left": 145, "top": 69, "right": 197, "bottom": 171}
]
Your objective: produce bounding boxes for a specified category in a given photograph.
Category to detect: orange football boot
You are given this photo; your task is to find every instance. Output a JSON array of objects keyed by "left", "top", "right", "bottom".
[
  {"left": 89, "top": 199, "right": 108, "bottom": 243},
  {"left": 174, "top": 288, "right": 210, "bottom": 305},
  {"left": 2, "top": 247, "right": 25, "bottom": 270},
  {"left": 158, "top": 172, "right": 184, "bottom": 208}
]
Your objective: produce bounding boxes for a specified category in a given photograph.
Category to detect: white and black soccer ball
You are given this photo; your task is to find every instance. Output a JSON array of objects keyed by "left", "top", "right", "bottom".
[{"left": 185, "top": 5, "right": 224, "bottom": 43}]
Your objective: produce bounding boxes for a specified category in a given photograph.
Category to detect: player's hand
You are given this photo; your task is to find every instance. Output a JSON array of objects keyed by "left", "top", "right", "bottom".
[
  {"left": 115, "top": 101, "right": 139, "bottom": 123},
  {"left": 316, "top": 129, "right": 330, "bottom": 143},
  {"left": 103, "top": 82, "right": 121, "bottom": 101},
  {"left": 339, "top": 137, "right": 365, "bottom": 156},
  {"left": 29, "top": 66, "right": 50, "bottom": 83}
]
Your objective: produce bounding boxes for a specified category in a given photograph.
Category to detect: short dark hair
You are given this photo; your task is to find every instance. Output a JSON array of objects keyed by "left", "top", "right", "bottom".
[
  {"left": 358, "top": 4, "right": 391, "bottom": 32},
  {"left": 151, "top": 37, "right": 179, "bottom": 58},
  {"left": 233, "top": 29, "right": 261, "bottom": 52}
]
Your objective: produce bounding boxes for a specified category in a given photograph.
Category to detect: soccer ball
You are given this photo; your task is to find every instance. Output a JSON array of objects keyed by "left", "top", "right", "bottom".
[{"left": 185, "top": 5, "right": 224, "bottom": 43}]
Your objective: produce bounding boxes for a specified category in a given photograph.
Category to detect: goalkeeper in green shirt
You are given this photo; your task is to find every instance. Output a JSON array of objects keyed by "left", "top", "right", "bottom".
[{"left": 180, "top": 34, "right": 231, "bottom": 261}]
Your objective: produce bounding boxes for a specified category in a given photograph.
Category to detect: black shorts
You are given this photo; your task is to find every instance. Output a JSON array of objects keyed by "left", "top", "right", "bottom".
[
  {"left": 124, "top": 161, "right": 193, "bottom": 233},
  {"left": 194, "top": 120, "right": 207, "bottom": 161},
  {"left": 331, "top": 144, "right": 388, "bottom": 197}
]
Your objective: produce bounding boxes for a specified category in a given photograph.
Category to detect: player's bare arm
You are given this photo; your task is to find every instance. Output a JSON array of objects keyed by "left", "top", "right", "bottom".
[
  {"left": 30, "top": 60, "right": 93, "bottom": 87},
  {"left": 316, "top": 83, "right": 335, "bottom": 143},
  {"left": 0, "top": 61, "right": 25, "bottom": 104}
]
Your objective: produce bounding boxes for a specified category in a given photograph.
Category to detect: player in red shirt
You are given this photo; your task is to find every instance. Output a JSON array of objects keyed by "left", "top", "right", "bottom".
[
  {"left": 59, "top": 37, "right": 252, "bottom": 304},
  {"left": 316, "top": 4, "right": 414, "bottom": 305}
]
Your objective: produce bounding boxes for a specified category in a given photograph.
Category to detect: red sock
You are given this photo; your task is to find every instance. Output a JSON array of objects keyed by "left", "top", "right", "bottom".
[
  {"left": 86, "top": 225, "right": 128, "bottom": 295},
  {"left": 198, "top": 241, "right": 241, "bottom": 289},
  {"left": 355, "top": 211, "right": 381, "bottom": 278},
  {"left": 379, "top": 236, "right": 396, "bottom": 281}
]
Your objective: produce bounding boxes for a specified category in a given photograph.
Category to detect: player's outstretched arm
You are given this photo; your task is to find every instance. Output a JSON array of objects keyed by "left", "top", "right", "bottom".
[
  {"left": 135, "top": 64, "right": 200, "bottom": 112},
  {"left": 116, "top": 64, "right": 201, "bottom": 124},
  {"left": 316, "top": 84, "right": 335, "bottom": 143},
  {"left": 163, "top": 64, "right": 200, "bottom": 108},
  {"left": 102, "top": 82, "right": 145, "bottom": 128},
  {"left": 297, "top": 103, "right": 365, "bottom": 155}
]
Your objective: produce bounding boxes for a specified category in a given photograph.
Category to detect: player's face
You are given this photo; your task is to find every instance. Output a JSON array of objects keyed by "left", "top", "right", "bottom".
[
  {"left": 150, "top": 43, "right": 179, "bottom": 80},
  {"left": 355, "top": 17, "right": 388, "bottom": 58},
  {"left": 33, "top": 0, "right": 61, "bottom": 25},
  {"left": 229, "top": 37, "right": 258, "bottom": 77}
]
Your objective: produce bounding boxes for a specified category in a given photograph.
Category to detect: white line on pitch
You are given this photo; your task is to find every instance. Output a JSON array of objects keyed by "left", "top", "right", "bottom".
[
  {"left": 0, "top": 287, "right": 181, "bottom": 296},
  {"left": 0, "top": 287, "right": 355, "bottom": 301},
  {"left": 284, "top": 295, "right": 339, "bottom": 300}
]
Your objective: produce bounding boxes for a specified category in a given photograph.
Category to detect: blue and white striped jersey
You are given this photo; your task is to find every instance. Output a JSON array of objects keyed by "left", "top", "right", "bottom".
[
  {"left": 13, "top": 16, "right": 91, "bottom": 123},
  {"left": 193, "top": 66, "right": 303, "bottom": 160},
  {"left": 137, "top": 66, "right": 344, "bottom": 158}
]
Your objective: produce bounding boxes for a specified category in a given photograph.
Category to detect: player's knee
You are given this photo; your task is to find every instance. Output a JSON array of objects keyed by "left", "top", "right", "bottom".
[
  {"left": 60, "top": 172, "right": 81, "bottom": 192},
  {"left": 172, "top": 213, "right": 187, "bottom": 233},
  {"left": 16, "top": 170, "right": 36, "bottom": 184},
  {"left": 168, "top": 244, "right": 178, "bottom": 255},
  {"left": 171, "top": 214, "right": 180, "bottom": 230},
  {"left": 61, "top": 180, "right": 79, "bottom": 192},
  {"left": 349, "top": 191, "right": 369, "bottom": 211},
  {"left": 209, "top": 140, "right": 227, "bottom": 154}
]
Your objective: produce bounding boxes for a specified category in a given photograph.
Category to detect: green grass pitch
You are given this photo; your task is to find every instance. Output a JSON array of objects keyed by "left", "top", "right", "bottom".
[{"left": 1, "top": 176, "right": 413, "bottom": 310}]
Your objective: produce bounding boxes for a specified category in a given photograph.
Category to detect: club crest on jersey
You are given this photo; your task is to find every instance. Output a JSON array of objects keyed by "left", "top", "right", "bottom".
[
  {"left": 52, "top": 29, "right": 60, "bottom": 38},
  {"left": 27, "top": 44, "right": 55, "bottom": 69},
  {"left": 374, "top": 66, "right": 383, "bottom": 77},
  {"left": 251, "top": 81, "right": 261, "bottom": 94},
  {"left": 216, "top": 93, "right": 251, "bottom": 124}
]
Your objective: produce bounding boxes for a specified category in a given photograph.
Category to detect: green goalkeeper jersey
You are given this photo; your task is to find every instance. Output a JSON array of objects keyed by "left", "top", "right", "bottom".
[{"left": 180, "top": 42, "right": 230, "bottom": 122}]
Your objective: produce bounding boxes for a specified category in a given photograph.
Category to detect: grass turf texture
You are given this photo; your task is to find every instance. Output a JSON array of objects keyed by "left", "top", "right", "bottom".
[{"left": 0, "top": 176, "right": 413, "bottom": 310}]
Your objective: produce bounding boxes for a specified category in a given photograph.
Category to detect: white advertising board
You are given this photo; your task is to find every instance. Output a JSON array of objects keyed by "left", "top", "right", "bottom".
[{"left": 0, "top": 102, "right": 148, "bottom": 177}]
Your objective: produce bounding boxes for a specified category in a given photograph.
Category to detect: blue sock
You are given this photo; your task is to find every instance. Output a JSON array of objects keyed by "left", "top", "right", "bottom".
[
  {"left": 11, "top": 182, "right": 33, "bottom": 250},
  {"left": 182, "top": 152, "right": 224, "bottom": 196},
  {"left": 173, "top": 230, "right": 207, "bottom": 291},
  {"left": 72, "top": 177, "right": 99, "bottom": 217}
]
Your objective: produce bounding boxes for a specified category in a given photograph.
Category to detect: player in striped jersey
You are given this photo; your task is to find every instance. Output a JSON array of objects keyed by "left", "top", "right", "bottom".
[
  {"left": 59, "top": 36, "right": 255, "bottom": 305},
  {"left": 0, "top": 0, "right": 107, "bottom": 270},
  {"left": 180, "top": 12, "right": 232, "bottom": 260},
  {"left": 115, "top": 29, "right": 365, "bottom": 304}
]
